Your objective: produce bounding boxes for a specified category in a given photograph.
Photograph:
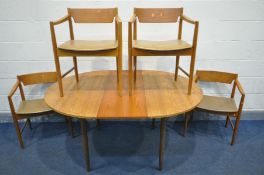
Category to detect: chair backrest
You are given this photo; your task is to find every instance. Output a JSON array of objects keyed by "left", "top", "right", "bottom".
[
  {"left": 68, "top": 8, "right": 118, "bottom": 23},
  {"left": 196, "top": 70, "right": 238, "bottom": 84},
  {"left": 17, "top": 72, "right": 57, "bottom": 86},
  {"left": 134, "top": 8, "right": 183, "bottom": 23}
]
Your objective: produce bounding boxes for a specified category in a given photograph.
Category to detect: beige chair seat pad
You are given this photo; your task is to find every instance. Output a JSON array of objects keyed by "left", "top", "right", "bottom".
[
  {"left": 58, "top": 40, "right": 118, "bottom": 51},
  {"left": 17, "top": 99, "right": 52, "bottom": 115},
  {"left": 133, "top": 40, "right": 192, "bottom": 51},
  {"left": 196, "top": 95, "right": 238, "bottom": 113}
]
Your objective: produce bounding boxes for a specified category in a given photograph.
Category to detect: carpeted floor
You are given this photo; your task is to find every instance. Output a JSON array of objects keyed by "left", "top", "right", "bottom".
[{"left": 0, "top": 119, "right": 263, "bottom": 175}]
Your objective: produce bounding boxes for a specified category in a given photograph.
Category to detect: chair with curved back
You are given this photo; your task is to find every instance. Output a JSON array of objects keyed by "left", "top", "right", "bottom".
[
  {"left": 184, "top": 70, "right": 245, "bottom": 145},
  {"left": 8, "top": 72, "right": 73, "bottom": 149},
  {"left": 128, "top": 8, "right": 199, "bottom": 95},
  {"left": 50, "top": 8, "right": 122, "bottom": 97}
]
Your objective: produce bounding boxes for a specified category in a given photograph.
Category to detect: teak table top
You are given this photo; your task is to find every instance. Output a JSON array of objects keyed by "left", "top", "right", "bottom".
[{"left": 44, "top": 70, "right": 203, "bottom": 119}]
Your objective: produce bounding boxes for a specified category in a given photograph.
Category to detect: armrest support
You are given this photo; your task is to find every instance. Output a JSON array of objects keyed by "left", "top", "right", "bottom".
[
  {"left": 8, "top": 81, "right": 20, "bottom": 114},
  {"left": 8, "top": 81, "right": 19, "bottom": 98},
  {"left": 50, "top": 15, "right": 70, "bottom": 26},
  {"left": 128, "top": 15, "right": 136, "bottom": 48},
  {"left": 235, "top": 79, "right": 245, "bottom": 96},
  {"left": 235, "top": 79, "right": 245, "bottom": 114},
  {"left": 181, "top": 14, "right": 198, "bottom": 25}
]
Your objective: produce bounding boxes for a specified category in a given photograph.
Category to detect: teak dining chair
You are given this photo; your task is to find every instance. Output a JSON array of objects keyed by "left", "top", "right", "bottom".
[
  {"left": 50, "top": 8, "right": 122, "bottom": 97},
  {"left": 184, "top": 70, "right": 245, "bottom": 145},
  {"left": 8, "top": 72, "right": 73, "bottom": 149},
  {"left": 128, "top": 8, "right": 199, "bottom": 95}
]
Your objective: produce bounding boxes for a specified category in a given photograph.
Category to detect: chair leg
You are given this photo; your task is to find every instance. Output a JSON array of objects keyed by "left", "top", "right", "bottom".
[
  {"left": 133, "top": 56, "right": 137, "bottom": 82},
  {"left": 231, "top": 114, "right": 241, "bottom": 145},
  {"left": 152, "top": 118, "right": 155, "bottom": 129},
  {"left": 13, "top": 118, "right": 24, "bottom": 149},
  {"left": 73, "top": 56, "right": 79, "bottom": 82},
  {"left": 54, "top": 56, "right": 64, "bottom": 97},
  {"left": 175, "top": 56, "right": 180, "bottom": 81},
  {"left": 116, "top": 56, "right": 119, "bottom": 82},
  {"left": 188, "top": 54, "right": 196, "bottom": 95},
  {"left": 117, "top": 54, "right": 122, "bottom": 96},
  {"left": 26, "top": 118, "right": 32, "bottom": 130},
  {"left": 225, "top": 114, "right": 230, "bottom": 128},
  {"left": 128, "top": 53, "right": 133, "bottom": 95}
]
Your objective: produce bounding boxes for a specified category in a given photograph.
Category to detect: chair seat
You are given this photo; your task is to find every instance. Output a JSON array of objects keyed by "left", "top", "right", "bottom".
[
  {"left": 17, "top": 99, "right": 52, "bottom": 115},
  {"left": 58, "top": 40, "right": 118, "bottom": 51},
  {"left": 133, "top": 40, "right": 192, "bottom": 51},
  {"left": 196, "top": 95, "right": 238, "bottom": 113}
]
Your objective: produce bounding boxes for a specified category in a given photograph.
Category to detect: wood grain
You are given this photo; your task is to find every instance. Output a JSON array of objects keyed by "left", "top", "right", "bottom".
[
  {"left": 45, "top": 70, "right": 203, "bottom": 119},
  {"left": 134, "top": 8, "right": 183, "bottom": 23},
  {"left": 68, "top": 8, "right": 117, "bottom": 23},
  {"left": 58, "top": 40, "right": 118, "bottom": 52},
  {"left": 133, "top": 40, "right": 192, "bottom": 51}
]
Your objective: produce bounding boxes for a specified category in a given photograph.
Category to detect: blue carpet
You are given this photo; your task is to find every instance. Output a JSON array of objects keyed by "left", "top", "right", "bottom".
[{"left": 0, "top": 120, "right": 263, "bottom": 175}]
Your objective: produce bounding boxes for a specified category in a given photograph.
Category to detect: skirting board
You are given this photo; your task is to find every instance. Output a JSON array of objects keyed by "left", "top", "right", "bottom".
[{"left": 0, "top": 111, "right": 263, "bottom": 123}]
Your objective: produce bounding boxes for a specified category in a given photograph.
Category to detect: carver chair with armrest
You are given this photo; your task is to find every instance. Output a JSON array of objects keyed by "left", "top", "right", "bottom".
[
  {"left": 183, "top": 70, "right": 245, "bottom": 145},
  {"left": 8, "top": 72, "right": 74, "bottom": 149},
  {"left": 128, "top": 8, "right": 199, "bottom": 95},
  {"left": 50, "top": 8, "right": 122, "bottom": 97}
]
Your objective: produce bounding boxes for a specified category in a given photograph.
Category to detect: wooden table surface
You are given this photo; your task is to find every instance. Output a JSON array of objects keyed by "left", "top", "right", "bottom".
[{"left": 44, "top": 70, "right": 203, "bottom": 119}]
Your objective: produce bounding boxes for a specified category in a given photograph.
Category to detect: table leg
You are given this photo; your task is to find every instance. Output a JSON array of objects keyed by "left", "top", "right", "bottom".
[
  {"left": 159, "top": 118, "right": 166, "bottom": 171},
  {"left": 80, "top": 119, "right": 90, "bottom": 171}
]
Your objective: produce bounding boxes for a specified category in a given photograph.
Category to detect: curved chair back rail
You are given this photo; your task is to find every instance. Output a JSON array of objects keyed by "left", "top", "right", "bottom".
[
  {"left": 17, "top": 72, "right": 57, "bottom": 86},
  {"left": 195, "top": 70, "right": 238, "bottom": 84},
  {"left": 68, "top": 8, "right": 118, "bottom": 23},
  {"left": 134, "top": 8, "right": 183, "bottom": 23}
]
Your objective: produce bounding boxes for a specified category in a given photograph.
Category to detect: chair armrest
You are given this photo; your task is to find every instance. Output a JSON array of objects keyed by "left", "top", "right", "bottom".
[
  {"left": 129, "top": 15, "right": 136, "bottom": 24},
  {"left": 115, "top": 15, "right": 122, "bottom": 24},
  {"left": 8, "top": 80, "right": 19, "bottom": 99},
  {"left": 50, "top": 15, "right": 70, "bottom": 26},
  {"left": 181, "top": 14, "right": 198, "bottom": 25}
]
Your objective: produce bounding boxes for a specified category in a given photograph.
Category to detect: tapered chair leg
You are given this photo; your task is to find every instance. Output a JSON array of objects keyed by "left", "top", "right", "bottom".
[
  {"left": 116, "top": 56, "right": 119, "bottom": 82},
  {"left": 175, "top": 56, "right": 180, "bottom": 81},
  {"left": 73, "top": 56, "right": 79, "bottom": 82},
  {"left": 231, "top": 114, "right": 241, "bottom": 145},
  {"left": 225, "top": 114, "right": 230, "bottom": 128},
  {"left": 26, "top": 118, "right": 32, "bottom": 130},
  {"left": 13, "top": 119, "right": 24, "bottom": 149},
  {"left": 188, "top": 55, "right": 196, "bottom": 95},
  {"left": 128, "top": 54, "right": 133, "bottom": 95},
  {"left": 54, "top": 56, "right": 64, "bottom": 97},
  {"left": 133, "top": 56, "right": 137, "bottom": 82}
]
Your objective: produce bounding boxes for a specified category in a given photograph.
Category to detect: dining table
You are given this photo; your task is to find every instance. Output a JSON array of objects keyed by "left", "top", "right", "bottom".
[{"left": 44, "top": 70, "right": 203, "bottom": 171}]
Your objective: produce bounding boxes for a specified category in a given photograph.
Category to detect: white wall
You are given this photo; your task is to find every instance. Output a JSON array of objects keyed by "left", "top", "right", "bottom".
[{"left": 0, "top": 0, "right": 264, "bottom": 113}]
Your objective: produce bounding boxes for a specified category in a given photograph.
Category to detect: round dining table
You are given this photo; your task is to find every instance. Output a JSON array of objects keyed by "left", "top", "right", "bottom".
[{"left": 44, "top": 70, "right": 203, "bottom": 171}]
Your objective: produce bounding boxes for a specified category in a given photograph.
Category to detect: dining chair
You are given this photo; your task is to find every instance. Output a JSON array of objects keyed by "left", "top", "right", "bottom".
[
  {"left": 128, "top": 8, "right": 199, "bottom": 95},
  {"left": 50, "top": 8, "right": 122, "bottom": 97},
  {"left": 183, "top": 70, "right": 245, "bottom": 145},
  {"left": 8, "top": 72, "right": 73, "bottom": 149}
]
